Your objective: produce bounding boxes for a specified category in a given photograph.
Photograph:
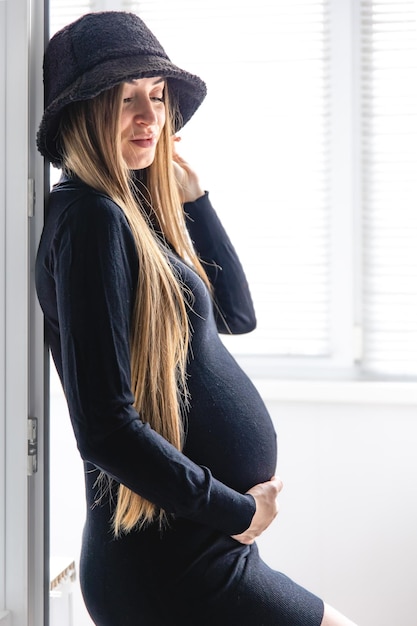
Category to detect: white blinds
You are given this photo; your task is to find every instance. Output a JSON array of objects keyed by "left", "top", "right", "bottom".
[{"left": 361, "top": 1, "right": 417, "bottom": 377}]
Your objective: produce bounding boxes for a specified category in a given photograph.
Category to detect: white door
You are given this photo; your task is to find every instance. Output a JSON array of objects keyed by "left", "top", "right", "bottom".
[{"left": 1, "top": 0, "right": 46, "bottom": 624}]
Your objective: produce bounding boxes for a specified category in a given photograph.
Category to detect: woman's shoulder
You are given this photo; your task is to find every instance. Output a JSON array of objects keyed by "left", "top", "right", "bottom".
[
  {"left": 52, "top": 175, "right": 122, "bottom": 215},
  {"left": 49, "top": 175, "right": 131, "bottom": 235}
]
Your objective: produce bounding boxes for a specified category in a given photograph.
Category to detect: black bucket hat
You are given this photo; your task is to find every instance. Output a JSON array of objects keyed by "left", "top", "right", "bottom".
[{"left": 37, "top": 11, "right": 207, "bottom": 166}]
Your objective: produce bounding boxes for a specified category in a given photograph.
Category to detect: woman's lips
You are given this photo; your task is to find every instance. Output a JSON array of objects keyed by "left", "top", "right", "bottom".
[{"left": 130, "top": 135, "right": 157, "bottom": 148}]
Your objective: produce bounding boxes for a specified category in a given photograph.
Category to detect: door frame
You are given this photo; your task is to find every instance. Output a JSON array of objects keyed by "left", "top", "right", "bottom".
[{"left": 1, "top": 0, "right": 47, "bottom": 624}]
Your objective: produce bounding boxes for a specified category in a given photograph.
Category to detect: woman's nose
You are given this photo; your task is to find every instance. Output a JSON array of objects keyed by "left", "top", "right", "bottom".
[{"left": 133, "top": 98, "right": 158, "bottom": 125}]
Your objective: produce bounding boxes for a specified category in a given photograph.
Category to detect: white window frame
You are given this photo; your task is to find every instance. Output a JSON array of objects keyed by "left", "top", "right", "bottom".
[
  {"left": 224, "top": 0, "right": 416, "bottom": 387},
  {"left": 246, "top": 0, "right": 417, "bottom": 403}
]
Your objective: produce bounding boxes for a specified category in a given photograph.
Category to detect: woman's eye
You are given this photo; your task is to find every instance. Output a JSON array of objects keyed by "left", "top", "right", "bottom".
[{"left": 122, "top": 92, "right": 164, "bottom": 105}]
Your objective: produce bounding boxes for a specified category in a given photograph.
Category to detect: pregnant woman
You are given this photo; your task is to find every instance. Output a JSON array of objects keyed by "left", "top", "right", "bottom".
[{"left": 36, "top": 11, "right": 357, "bottom": 626}]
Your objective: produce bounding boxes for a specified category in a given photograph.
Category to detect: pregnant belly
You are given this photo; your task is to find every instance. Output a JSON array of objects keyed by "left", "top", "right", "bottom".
[{"left": 184, "top": 347, "right": 277, "bottom": 493}]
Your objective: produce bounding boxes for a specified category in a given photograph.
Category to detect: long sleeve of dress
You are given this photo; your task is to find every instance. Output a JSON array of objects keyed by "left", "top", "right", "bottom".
[
  {"left": 35, "top": 183, "right": 255, "bottom": 536},
  {"left": 184, "top": 193, "right": 257, "bottom": 334}
]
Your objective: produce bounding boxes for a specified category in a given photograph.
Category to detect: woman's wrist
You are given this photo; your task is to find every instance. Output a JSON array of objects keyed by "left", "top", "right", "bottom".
[
  {"left": 184, "top": 190, "right": 208, "bottom": 207},
  {"left": 183, "top": 183, "right": 205, "bottom": 204}
]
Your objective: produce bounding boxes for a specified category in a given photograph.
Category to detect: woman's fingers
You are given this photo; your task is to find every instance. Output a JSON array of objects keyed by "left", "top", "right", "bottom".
[
  {"left": 171, "top": 137, "right": 205, "bottom": 202},
  {"left": 231, "top": 476, "right": 283, "bottom": 545}
]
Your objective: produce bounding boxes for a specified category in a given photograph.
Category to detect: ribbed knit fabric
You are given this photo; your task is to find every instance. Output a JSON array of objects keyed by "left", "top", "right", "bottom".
[{"left": 201, "top": 544, "right": 324, "bottom": 626}]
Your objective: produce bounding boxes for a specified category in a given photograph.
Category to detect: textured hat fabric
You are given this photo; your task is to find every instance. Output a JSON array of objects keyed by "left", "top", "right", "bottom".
[{"left": 37, "top": 11, "right": 207, "bottom": 165}]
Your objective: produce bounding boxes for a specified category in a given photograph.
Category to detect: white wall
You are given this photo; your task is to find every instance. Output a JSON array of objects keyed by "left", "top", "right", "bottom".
[
  {"left": 50, "top": 371, "right": 417, "bottom": 626},
  {"left": 257, "top": 394, "right": 417, "bottom": 626}
]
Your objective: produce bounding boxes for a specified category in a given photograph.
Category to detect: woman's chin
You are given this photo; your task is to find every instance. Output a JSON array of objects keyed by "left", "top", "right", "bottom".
[{"left": 123, "top": 150, "right": 157, "bottom": 171}]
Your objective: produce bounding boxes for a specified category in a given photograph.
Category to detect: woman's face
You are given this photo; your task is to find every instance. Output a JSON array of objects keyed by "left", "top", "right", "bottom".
[{"left": 120, "top": 77, "right": 166, "bottom": 169}]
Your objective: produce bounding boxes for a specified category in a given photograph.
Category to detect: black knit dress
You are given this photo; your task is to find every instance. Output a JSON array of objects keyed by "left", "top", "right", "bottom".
[{"left": 36, "top": 176, "right": 324, "bottom": 626}]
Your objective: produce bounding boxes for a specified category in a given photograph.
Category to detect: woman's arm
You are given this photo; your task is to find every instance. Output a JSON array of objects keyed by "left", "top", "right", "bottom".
[
  {"left": 49, "top": 189, "right": 256, "bottom": 536},
  {"left": 173, "top": 150, "right": 257, "bottom": 334},
  {"left": 185, "top": 194, "right": 257, "bottom": 334}
]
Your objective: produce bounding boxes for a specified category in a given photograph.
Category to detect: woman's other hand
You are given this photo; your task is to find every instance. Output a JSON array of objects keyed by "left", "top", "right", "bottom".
[
  {"left": 172, "top": 136, "right": 205, "bottom": 203},
  {"left": 232, "top": 476, "right": 283, "bottom": 545}
]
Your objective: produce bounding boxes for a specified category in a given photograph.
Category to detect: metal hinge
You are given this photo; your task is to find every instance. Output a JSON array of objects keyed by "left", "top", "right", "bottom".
[
  {"left": 28, "top": 178, "right": 35, "bottom": 217},
  {"left": 27, "top": 417, "right": 38, "bottom": 475}
]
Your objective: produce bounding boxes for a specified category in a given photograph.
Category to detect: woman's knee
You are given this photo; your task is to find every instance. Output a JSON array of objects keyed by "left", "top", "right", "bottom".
[{"left": 320, "top": 603, "right": 359, "bottom": 626}]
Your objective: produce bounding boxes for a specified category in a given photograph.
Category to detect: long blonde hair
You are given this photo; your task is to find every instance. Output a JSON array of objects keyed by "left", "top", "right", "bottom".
[{"left": 59, "top": 83, "right": 209, "bottom": 535}]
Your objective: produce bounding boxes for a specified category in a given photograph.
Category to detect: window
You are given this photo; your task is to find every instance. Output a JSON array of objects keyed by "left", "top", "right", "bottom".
[{"left": 49, "top": 0, "right": 417, "bottom": 380}]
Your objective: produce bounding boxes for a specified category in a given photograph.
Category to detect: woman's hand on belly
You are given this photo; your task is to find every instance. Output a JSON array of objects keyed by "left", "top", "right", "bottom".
[{"left": 231, "top": 476, "right": 283, "bottom": 545}]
